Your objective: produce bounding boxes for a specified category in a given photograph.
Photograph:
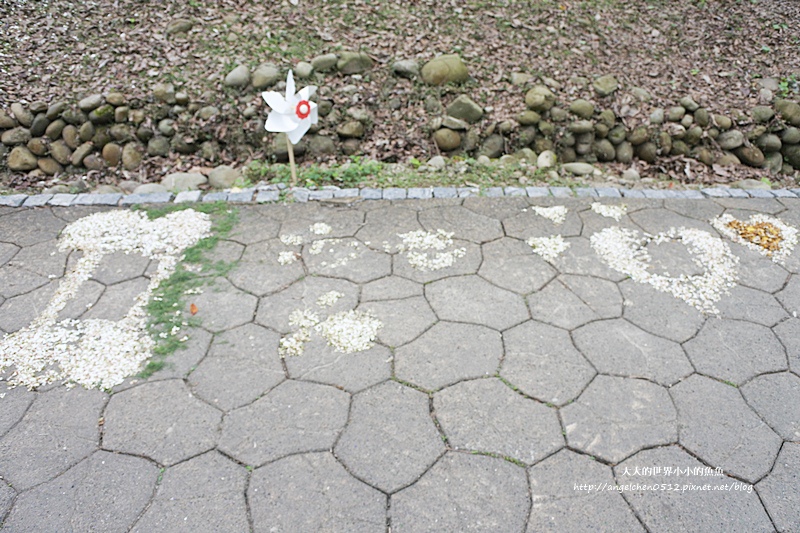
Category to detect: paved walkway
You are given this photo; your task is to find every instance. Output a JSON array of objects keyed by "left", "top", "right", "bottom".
[{"left": 0, "top": 196, "right": 798, "bottom": 532}]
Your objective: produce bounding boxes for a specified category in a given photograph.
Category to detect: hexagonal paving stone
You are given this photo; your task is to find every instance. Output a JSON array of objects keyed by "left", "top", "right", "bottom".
[
  {"left": 335, "top": 381, "right": 444, "bottom": 493},
  {"left": 562, "top": 376, "right": 677, "bottom": 463},
  {"left": 665, "top": 198, "right": 724, "bottom": 222},
  {"left": 435, "top": 378, "right": 563, "bottom": 465},
  {"left": 579, "top": 206, "right": 641, "bottom": 237},
  {"left": 503, "top": 205, "right": 583, "bottom": 240},
  {"left": 103, "top": 380, "right": 221, "bottom": 466},
  {"left": 3, "top": 451, "right": 157, "bottom": 532},
  {"left": 279, "top": 209, "right": 365, "bottom": 240},
  {"left": 426, "top": 276, "right": 528, "bottom": 331},
  {"left": 418, "top": 205, "right": 503, "bottom": 243},
  {"left": 131, "top": 451, "right": 249, "bottom": 532},
  {"left": 49, "top": 205, "right": 110, "bottom": 222},
  {"left": 552, "top": 237, "right": 628, "bottom": 282},
  {"left": 355, "top": 204, "right": 424, "bottom": 252},
  {"left": 255, "top": 276, "right": 359, "bottom": 334},
  {"left": 391, "top": 452, "right": 529, "bottom": 532},
  {"left": 198, "top": 239, "right": 244, "bottom": 269},
  {"left": 616, "top": 446, "right": 773, "bottom": 531},
  {"left": 742, "top": 372, "right": 800, "bottom": 441},
  {"left": 0, "top": 209, "right": 66, "bottom": 247},
  {"left": 0, "top": 381, "right": 35, "bottom": 437},
  {"left": 479, "top": 237, "right": 557, "bottom": 295},
  {"left": 462, "top": 195, "right": 529, "bottom": 221},
  {"left": 90, "top": 250, "right": 150, "bottom": 285},
  {"left": 777, "top": 199, "right": 800, "bottom": 221},
  {"left": 572, "top": 319, "right": 693, "bottom": 386},
  {"left": 145, "top": 327, "right": 212, "bottom": 381},
  {"left": 528, "top": 279, "right": 601, "bottom": 330},
  {"left": 0, "top": 265, "right": 48, "bottom": 298},
  {"left": 757, "top": 442, "right": 800, "bottom": 532},
  {"left": 502, "top": 321, "right": 596, "bottom": 406},
  {"left": 219, "top": 380, "right": 349, "bottom": 466},
  {"left": 285, "top": 336, "right": 391, "bottom": 392},
  {"left": 6, "top": 240, "right": 67, "bottom": 278},
  {"left": 395, "top": 322, "right": 502, "bottom": 391},
  {"left": 644, "top": 238, "right": 707, "bottom": 278},
  {"left": 389, "top": 197, "right": 463, "bottom": 210},
  {"left": 254, "top": 203, "right": 293, "bottom": 223},
  {"left": 528, "top": 449, "right": 643, "bottom": 532},
  {"left": 0, "top": 279, "right": 104, "bottom": 333},
  {"left": 783, "top": 240, "right": 800, "bottom": 275},
  {"left": 188, "top": 323, "right": 284, "bottom": 410},
  {"left": 303, "top": 237, "right": 391, "bottom": 284},
  {"left": 0, "top": 242, "right": 19, "bottom": 267},
  {"left": 774, "top": 318, "right": 800, "bottom": 373},
  {"left": 358, "top": 296, "right": 436, "bottom": 347},
  {"left": 733, "top": 244, "right": 790, "bottom": 294},
  {"left": 226, "top": 209, "right": 281, "bottom": 245},
  {"left": 672, "top": 374, "right": 781, "bottom": 483},
  {"left": 361, "top": 275, "right": 423, "bottom": 301},
  {"left": 684, "top": 319, "right": 786, "bottom": 385},
  {"left": 629, "top": 207, "right": 716, "bottom": 234},
  {"left": 249, "top": 452, "right": 386, "bottom": 532},
  {"left": 620, "top": 279, "right": 706, "bottom": 343},
  {"left": 777, "top": 274, "right": 800, "bottom": 316},
  {"left": 83, "top": 277, "right": 150, "bottom": 321},
  {"left": 228, "top": 238, "right": 304, "bottom": 296},
  {"left": 716, "top": 285, "right": 788, "bottom": 326},
  {"left": 561, "top": 274, "right": 622, "bottom": 317},
  {"left": 721, "top": 198, "right": 785, "bottom": 214},
  {"left": 393, "top": 239, "right": 482, "bottom": 284},
  {"left": 112, "top": 328, "right": 214, "bottom": 393},
  {"left": 0, "top": 481, "right": 13, "bottom": 523},
  {"left": 185, "top": 277, "right": 257, "bottom": 332},
  {"left": 0, "top": 386, "right": 105, "bottom": 491}
]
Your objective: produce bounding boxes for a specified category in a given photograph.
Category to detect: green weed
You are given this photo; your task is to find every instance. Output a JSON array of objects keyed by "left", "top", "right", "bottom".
[
  {"left": 132, "top": 202, "right": 238, "bottom": 378},
  {"left": 779, "top": 74, "right": 799, "bottom": 98}
]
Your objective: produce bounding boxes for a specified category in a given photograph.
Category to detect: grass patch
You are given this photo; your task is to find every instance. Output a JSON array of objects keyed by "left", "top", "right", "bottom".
[
  {"left": 246, "top": 155, "right": 583, "bottom": 191},
  {"left": 133, "top": 202, "right": 238, "bottom": 378},
  {"left": 248, "top": 156, "right": 385, "bottom": 188}
]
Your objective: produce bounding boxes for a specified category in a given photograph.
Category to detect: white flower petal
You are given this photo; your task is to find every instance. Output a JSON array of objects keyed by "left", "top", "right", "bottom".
[
  {"left": 262, "top": 91, "right": 289, "bottom": 114},
  {"left": 308, "top": 102, "right": 319, "bottom": 124},
  {"left": 287, "top": 120, "right": 311, "bottom": 144},
  {"left": 266, "top": 111, "right": 299, "bottom": 133},
  {"left": 298, "top": 86, "right": 317, "bottom": 100},
  {"left": 285, "top": 70, "right": 296, "bottom": 100}
]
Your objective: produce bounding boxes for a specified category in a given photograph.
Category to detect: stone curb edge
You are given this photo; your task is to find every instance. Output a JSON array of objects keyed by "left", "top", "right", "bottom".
[{"left": 1, "top": 185, "right": 799, "bottom": 208}]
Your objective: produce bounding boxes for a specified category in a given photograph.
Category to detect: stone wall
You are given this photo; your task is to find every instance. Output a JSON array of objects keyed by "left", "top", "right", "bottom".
[{"left": 1, "top": 51, "right": 799, "bottom": 185}]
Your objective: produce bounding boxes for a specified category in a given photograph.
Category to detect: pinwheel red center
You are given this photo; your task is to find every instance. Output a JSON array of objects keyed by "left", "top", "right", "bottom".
[{"left": 295, "top": 100, "right": 311, "bottom": 119}]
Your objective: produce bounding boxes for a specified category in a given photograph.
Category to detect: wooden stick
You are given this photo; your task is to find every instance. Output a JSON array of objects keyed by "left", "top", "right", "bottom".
[{"left": 286, "top": 136, "right": 297, "bottom": 187}]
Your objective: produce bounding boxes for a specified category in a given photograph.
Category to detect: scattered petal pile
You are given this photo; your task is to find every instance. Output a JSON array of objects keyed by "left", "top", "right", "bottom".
[
  {"left": 591, "top": 202, "right": 627, "bottom": 221},
  {"left": 527, "top": 235, "right": 570, "bottom": 263},
  {"left": 530, "top": 206, "right": 568, "bottom": 225},
  {"left": 0, "top": 210, "right": 212, "bottom": 390},
  {"left": 279, "top": 302, "right": 382, "bottom": 358},
  {"left": 388, "top": 229, "right": 467, "bottom": 271},
  {"left": 591, "top": 226, "right": 739, "bottom": 314},
  {"left": 711, "top": 214, "right": 797, "bottom": 264}
]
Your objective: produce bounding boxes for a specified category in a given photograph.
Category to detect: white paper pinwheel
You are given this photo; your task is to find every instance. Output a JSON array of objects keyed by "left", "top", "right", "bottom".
[{"left": 263, "top": 70, "right": 318, "bottom": 145}]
